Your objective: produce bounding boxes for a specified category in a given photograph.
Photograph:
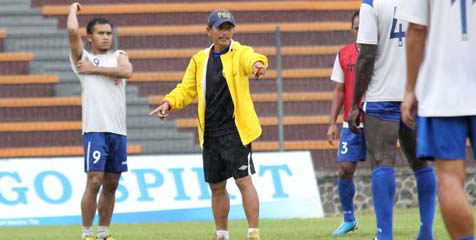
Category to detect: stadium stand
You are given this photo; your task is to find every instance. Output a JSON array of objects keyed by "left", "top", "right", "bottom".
[{"left": 2, "top": 0, "right": 399, "bottom": 170}]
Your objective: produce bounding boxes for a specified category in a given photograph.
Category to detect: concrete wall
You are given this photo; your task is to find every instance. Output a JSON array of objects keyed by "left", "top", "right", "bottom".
[{"left": 317, "top": 167, "right": 476, "bottom": 216}]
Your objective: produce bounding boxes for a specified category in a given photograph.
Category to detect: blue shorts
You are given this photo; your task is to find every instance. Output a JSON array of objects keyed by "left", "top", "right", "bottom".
[
  {"left": 362, "top": 101, "right": 401, "bottom": 122},
  {"left": 83, "top": 132, "right": 128, "bottom": 173},
  {"left": 417, "top": 116, "right": 476, "bottom": 160},
  {"left": 338, "top": 127, "right": 366, "bottom": 162}
]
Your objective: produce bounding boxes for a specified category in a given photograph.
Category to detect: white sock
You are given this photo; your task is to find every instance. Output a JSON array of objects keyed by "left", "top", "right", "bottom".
[
  {"left": 248, "top": 228, "right": 259, "bottom": 236},
  {"left": 97, "top": 226, "right": 110, "bottom": 239},
  {"left": 82, "top": 226, "right": 93, "bottom": 239},
  {"left": 216, "top": 230, "right": 229, "bottom": 239}
]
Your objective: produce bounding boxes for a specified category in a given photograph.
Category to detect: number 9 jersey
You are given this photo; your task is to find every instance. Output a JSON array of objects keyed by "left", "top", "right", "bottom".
[{"left": 357, "top": 0, "right": 408, "bottom": 102}]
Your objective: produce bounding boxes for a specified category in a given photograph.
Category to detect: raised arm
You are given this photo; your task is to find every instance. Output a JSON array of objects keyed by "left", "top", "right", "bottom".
[
  {"left": 67, "top": 2, "right": 83, "bottom": 65},
  {"left": 401, "top": 23, "right": 427, "bottom": 129},
  {"left": 347, "top": 43, "right": 377, "bottom": 134}
]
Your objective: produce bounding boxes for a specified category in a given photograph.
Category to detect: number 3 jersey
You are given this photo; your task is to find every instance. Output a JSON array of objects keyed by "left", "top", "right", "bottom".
[
  {"left": 397, "top": 0, "right": 476, "bottom": 117},
  {"left": 357, "top": 0, "right": 408, "bottom": 102},
  {"left": 70, "top": 49, "right": 127, "bottom": 136}
]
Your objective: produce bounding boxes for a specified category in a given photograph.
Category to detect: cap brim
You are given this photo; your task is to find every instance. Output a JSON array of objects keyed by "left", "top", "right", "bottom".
[{"left": 213, "top": 19, "right": 235, "bottom": 27}]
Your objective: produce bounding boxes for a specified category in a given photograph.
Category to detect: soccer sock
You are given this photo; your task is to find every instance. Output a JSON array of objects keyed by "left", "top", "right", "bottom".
[
  {"left": 82, "top": 226, "right": 93, "bottom": 239},
  {"left": 247, "top": 228, "right": 259, "bottom": 235},
  {"left": 414, "top": 166, "right": 437, "bottom": 240},
  {"left": 338, "top": 177, "right": 356, "bottom": 222},
  {"left": 97, "top": 226, "right": 110, "bottom": 239},
  {"left": 216, "top": 230, "right": 229, "bottom": 239},
  {"left": 457, "top": 237, "right": 474, "bottom": 240},
  {"left": 372, "top": 167, "right": 395, "bottom": 240}
]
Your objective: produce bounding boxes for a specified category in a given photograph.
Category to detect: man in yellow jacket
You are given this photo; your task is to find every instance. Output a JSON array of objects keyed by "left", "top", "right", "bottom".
[{"left": 150, "top": 9, "right": 267, "bottom": 240}]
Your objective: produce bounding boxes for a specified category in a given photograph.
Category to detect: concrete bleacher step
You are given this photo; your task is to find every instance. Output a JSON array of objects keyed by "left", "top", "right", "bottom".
[
  {"left": 128, "top": 128, "right": 194, "bottom": 140},
  {"left": 137, "top": 140, "right": 200, "bottom": 154},
  {"left": 0, "top": 75, "right": 58, "bottom": 98},
  {"left": 0, "top": 121, "right": 194, "bottom": 144},
  {"left": 0, "top": 0, "right": 31, "bottom": 5},
  {"left": 34, "top": 0, "right": 355, "bottom": 6},
  {"left": 176, "top": 115, "right": 342, "bottom": 128},
  {"left": 0, "top": 52, "right": 34, "bottom": 75},
  {"left": 148, "top": 91, "right": 333, "bottom": 118},
  {"left": 41, "top": 1, "right": 360, "bottom": 26},
  {"left": 129, "top": 68, "right": 332, "bottom": 84},
  {"left": 3, "top": 28, "right": 63, "bottom": 36},
  {"left": 253, "top": 140, "right": 336, "bottom": 152},
  {"left": 31, "top": 45, "right": 340, "bottom": 72},
  {"left": 149, "top": 91, "right": 334, "bottom": 105},
  {"left": 0, "top": 145, "right": 142, "bottom": 158},
  {"left": 53, "top": 68, "right": 334, "bottom": 96},
  {"left": 7, "top": 24, "right": 351, "bottom": 49},
  {"left": 0, "top": 7, "right": 42, "bottom": 17},
  {"left": 136, "top": 77, "right": 335, "bottom": 97},
  {"left": 178, "top": 115, "right": 343, "bottom": 142},
  {"left": 0, "top": 29, "right": 5, "bottom": 51},
  {"left": 0, "top": 17, "right": 57, "bottom": 27},
  {"left": 55, "top": 80, "right": 140, "bottom": 97}
]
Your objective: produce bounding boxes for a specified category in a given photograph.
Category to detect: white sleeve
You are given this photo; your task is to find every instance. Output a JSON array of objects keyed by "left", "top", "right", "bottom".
[
  {"left": 330, "top": 53, "right": 344, "bottom": 83},
  {"left": 396, "top": 0, "right": 429, "bottom": 26},
  {"left": 114, "top": 49, "right": 128, "bottom": 58},
  {"left": 70, "top": 49, "right": 88, "bottom": 74},
  {"left": 357, "top": 2, "right": 379, "bottom": 45}
]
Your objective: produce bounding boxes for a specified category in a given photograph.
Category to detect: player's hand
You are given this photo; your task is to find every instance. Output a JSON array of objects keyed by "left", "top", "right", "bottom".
[
  {"left": 401, "top": 91, "right": 418, "bottom": 129},
  {"left": 149, "top": 101, "right": 170, "bottom": 120},
  {"left": 253, "top": 61, "right": 266, "bottom": 80},
  {"left": 327, "top": 124, "right": 338, "bottom": 146},
  {"left": 76, "top": 59, "right": 96, "bottom": 74},
  {"left": 69, "top": 2, "right": 81, "bottom": 13},
  {"left": 347, "top": 106, "right": 361, "bottom": 134}
]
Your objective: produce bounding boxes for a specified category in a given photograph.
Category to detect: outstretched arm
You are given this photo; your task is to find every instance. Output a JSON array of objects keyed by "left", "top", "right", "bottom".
[
  {"left": 401, "top": 23, "right": 427, "bottom": 129},
  {"left": 67, "top": 2, "right": 83, "bottom": 65},
  {"left": 347, "top": 43, "right": 377, "bottom": 134}
]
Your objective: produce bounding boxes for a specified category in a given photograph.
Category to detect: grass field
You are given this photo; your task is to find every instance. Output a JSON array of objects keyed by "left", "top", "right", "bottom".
[{"left": 0, "top": 208, "right": 452, "bottom": 240}]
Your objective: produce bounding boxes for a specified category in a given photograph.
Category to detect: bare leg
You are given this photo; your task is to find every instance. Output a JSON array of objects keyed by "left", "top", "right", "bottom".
[
  {"left": 210, "top": 180, "right": 230, "bottom": 230},
  {"left": 236, "top": 176, "right": 259, "bottom": 228},
  {"left": 81, "top": 172, "right": 104, "bottom": 227},
  {"left": 435, "top": 160, "right": 474, "bottom": 239},
  {"left": 97, "top": 172, "right": 121, "bottom": 226},
  {"left": 338, "top": 162, "right": 357, "bottom": 179}
]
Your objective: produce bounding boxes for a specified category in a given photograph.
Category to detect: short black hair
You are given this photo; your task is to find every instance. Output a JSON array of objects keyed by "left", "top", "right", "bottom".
[
  {"left": 86, "top": 17, "right": 113, "bottom": 35},
  {"left": 351, "top": 11, "right": 359, "bottom": 28}
]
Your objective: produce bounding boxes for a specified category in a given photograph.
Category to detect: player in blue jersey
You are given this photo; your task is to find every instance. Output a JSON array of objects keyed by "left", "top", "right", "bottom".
[
  {"left": 398, "top": 0, "right": 476, "bottom": 239},
  {"left": 347, "top": 0, "right": 437, "bottom": 239}
]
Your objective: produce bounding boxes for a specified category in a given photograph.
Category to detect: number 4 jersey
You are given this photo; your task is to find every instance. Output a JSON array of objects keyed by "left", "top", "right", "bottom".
[
  {"left": 357, "top": 0, "right": 408, "bottom": 102},
  {"left": 70, "top": 49, "right": 127, "bottom": 136},
  {"left": 397, "top": 0, "right": 476, "bottom": 117}
]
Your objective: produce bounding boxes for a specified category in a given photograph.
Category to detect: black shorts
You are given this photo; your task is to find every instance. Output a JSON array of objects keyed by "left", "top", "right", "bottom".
[{"left": 203, "top": 130, "right": 255, "bottom": 183}]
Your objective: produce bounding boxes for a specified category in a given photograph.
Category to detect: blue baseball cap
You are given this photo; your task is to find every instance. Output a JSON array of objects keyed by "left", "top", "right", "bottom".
[{"left": 208, "top": 9, "right": 235, "bottom": 27}]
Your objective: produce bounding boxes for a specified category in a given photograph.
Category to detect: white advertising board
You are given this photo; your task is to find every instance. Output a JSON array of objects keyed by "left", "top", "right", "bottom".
[{"left": 0, "top": 151, "right": 323, "bottom": 226}]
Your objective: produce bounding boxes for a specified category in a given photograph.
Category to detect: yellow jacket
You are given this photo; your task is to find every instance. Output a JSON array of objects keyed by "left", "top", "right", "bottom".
[{"left": 164, "top": 40, "right": 268, "bottom": 147}]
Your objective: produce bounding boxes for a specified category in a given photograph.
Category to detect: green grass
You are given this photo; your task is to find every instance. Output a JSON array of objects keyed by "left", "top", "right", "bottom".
[{"left": 0, "top": 208, "right": 451, "bottom": 240}]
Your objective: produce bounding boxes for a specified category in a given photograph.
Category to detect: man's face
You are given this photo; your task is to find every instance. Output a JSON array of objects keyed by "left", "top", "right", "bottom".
[
  {"left": 351, "top": 16, "right": 360, "bottom": 41},
  {"left": 87, "top": 23, "right": 113, "bottom": 52},
  {"left": 207, "top": 22, "right": 234, "bottom": 50}
]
